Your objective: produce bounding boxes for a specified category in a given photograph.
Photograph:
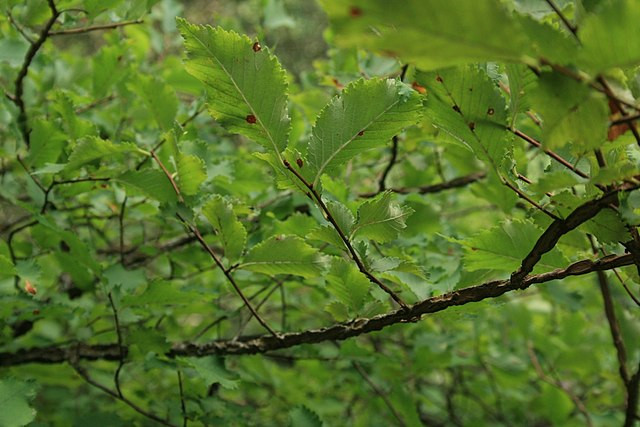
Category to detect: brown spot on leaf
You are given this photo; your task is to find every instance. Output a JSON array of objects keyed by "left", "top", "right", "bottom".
[
  {"left": 452, "top": 105, "right": 461, "bottom": 113},
  {"left": 357, "top": 130, "right": 365, "bottom": 136},
  {"left": 436, "top": 75, "right": 443, "bottom": 83},
  {"left": 487, "top": 107, "right": 495, "bottom": 115},
  {"left": 468, "top": 122, "right": 476, "bottom": 131},
  {"left": 246, "top": 114, "right": 257, "bottom": 124},
  {"left": 296, "top": 158, "right": 304, "bottom": 168},
  {"left": 349, "top": 6, "right": 363, "bottom": 17},
  {"left": 252, "top": 42, "right": 261, "bottom": 52}
]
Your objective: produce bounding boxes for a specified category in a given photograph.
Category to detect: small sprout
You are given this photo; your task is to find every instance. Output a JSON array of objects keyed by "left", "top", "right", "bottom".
[
  {"left": 468, "top": 122, "right": 476, "bottom": 131},
  {"left": 246, "top": 114, "right": 257, "bottom": 124},
  {"left": 25, "top": 280, "right": 37, "bottom": 295},
  {"left": 411, "top": 81, "right": 427, "bottom": 94},
  {"left": 252, "top": 42, "right": 261, "bottom": 52},
  {"left": 296, "top": 158, "right": 304, "bottom": 168},
  {"left": 349, "top": 6, "right": 363, "bottom": 17},
  {"left": 487, "top": 107, "right": 495, "bottom": 115}
]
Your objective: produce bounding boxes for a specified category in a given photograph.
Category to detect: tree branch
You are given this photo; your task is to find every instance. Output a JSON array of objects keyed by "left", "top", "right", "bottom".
[
  {"left": 361, "top": 172, "right": 486, "bottom": 198},
  {"left": 0, "top": 253, "right": 633, "bottom": 366}
]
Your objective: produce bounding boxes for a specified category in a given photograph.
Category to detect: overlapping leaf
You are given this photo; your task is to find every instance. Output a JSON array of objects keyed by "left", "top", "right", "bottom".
[
  {"left": 177, "top": 18, "right": 290, "bottom": 155},
  {"left": 241, "top": 235, "right": 326, "bottom": 278},
  {"left": 351, "top": 192, "right": 413, "bottom": 243},
  {"left": 307, "top": 78, "right": 422, "bottom": 187},
  {"left": 416, "top": 66, "right": 509, "bottom": 167},
  {"left": 201, "top": 195, "right": 247, "bottom": 263}
]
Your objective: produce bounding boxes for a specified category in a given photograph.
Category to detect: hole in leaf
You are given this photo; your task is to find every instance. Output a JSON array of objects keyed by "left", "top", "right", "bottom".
[
  {"left": 487, "top": 107, "right": 495, "bottom": 115},
  {"left": 452, "top": 105, "right": 461, "bottom": 113},
  {"left": 357, "top": 130, "right": 365, "bottom": 136},
  {"left": 436, "top": 75, "right": 443, "bottom": 83}
]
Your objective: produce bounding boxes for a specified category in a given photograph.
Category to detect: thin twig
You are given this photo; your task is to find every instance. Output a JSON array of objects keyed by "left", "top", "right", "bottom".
[
  {"left": 283, "top": 160, "right": 408, "bottom": 309},
  {"left": 180, "top": 216, "right": 278, "bottom": 337},
  {"left": 10, "top": 0, "right": 60, "bottom": 147},
  {"left": 150, "top": 150, "right": 183, "bottom": 203},
  {"left": 70, "top": 361, "right": 176, "bottom": 426},
  {"left": 49, "top": 19, "right": 143, "bottom": 36},
  {"left": 107, "top": 292, "right": 126, "bottom": 398},
  {"left": 503, "top": 179, "right": 560, "bottom": 220},
  {"left": 362, "top": 172, "right": 486, "bottom": 198},
  {"left": 527, "top": 342, "right": 592, "bottom": 426},
  {"left": 119, "top": 197, "right": 127, "bottom": 265},
  {"left": 353, "top": 362, "right": 406, "bottom": 426},
  {"left": 177, "top": 369, "right": 188, "bottom": 427},
  {"left": 7, "top": 9, "right": 34, "bottom": 43},
  {"left": 544, "top": 0, "right": 578, "bottom": 37}
]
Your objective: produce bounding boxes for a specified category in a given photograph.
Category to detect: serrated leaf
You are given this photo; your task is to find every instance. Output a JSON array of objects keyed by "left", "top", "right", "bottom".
[
  {"left": 289, "top": 405, "right": 323, "bottom": 427},
  {"left": 0, "top": 254, "right": 16, "bottom": 278},
  {"left": 457, "top": 219, "right": 568, "bottom": 273},
  {"left": 134, "top": 75, "right": 178, "bottom": 130},
  {"left": 201, "top": 195, "right": 247, "bottom": 263},
  {"left": 578, "top": 0, "right": 640, "bottom": 71},
  {"left": 0, "top": 377, "right": 38, "bottom": 427},
  {"left": 321, "top": 0, "right": 530, "bottom": 71},
  {"left": 122, "top": 280, "right": 201, "bottom": 306},
  {"left": 325, "top": 258, "right": 370, "bottom": 312},
  {"left": 308, "top": 225, "right": 344, "bottom": 248},
  {"left": 529, "top": 72, "right": 608, "bottom": 153},
  {"left": 326, "top": 200, "right": 355, "bottom": 234},
  {"left": 177, "top": 18, "right": 290, "bottom": 155},
  {"left": 28, "top": 119, "right": 66, "bottom": 168},
  {"left": 307, "top": 78, "right": 422, "bottom": 187},
  {"left": 183, "top": 356, "right": 239, "bottom": 390},
  {"left": 417, "top": 66, "right": 509, "bottom": 167},
  {"left": 116, "top": 169, "right": 178, "bottom": 203},
  {"left": 65, "top": 137, "right": 140, "bottom": 171},
  {"left": 351, "top": 192, "right": 413, "bottom": 243},
  {"left": 505, "top": 64, "right": 537, "bottom": 127},
  {"left": 241, "top": 235, "right": 325, "bottom": 278},
  {"left": 177, "top": 153, "right": 206, "bottom": 195}
]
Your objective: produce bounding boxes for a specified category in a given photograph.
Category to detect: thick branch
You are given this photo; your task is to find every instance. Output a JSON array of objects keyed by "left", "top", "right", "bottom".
[
  {"left": 511, "top": 185, "right": 634, "bottom": 284},
  {"left": 0, "top": 253, "right": 632, "bottom": 366}
]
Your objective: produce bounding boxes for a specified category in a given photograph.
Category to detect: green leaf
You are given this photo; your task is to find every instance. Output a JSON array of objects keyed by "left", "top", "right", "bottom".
[
  {"left": 0, "top": 377, "right": 38, "bottom": 427},
  {"left": 307, "top": 78, "right": 422, "bottom": 187},
  {"left": 0, "top": 254, "right": 16, "bottom": 279},
  {"left": 456, "top": 219, "right": 569, "bottom": 273},
  {"left": 241, "top": 235, "right": 326, "bottom": 278},
  {"left": 134, "top": 75, "right": 179, "bottom": 130},
  {"left": 116, "top": 169, "right": 178, "bottom": 203},
  {"left": 65, "top": 137, "right": 140, "bottom": 171},
  {"left": 417, "top": 66, "right": 509, "bottom": 167},
  {"left": 289, "top": 405, "right": 323, "bottom": 427},
  {"left": 321, "top": 0, "right": 531, "bottom": 70},
  {"left": 505, "top": 64, "right": 538, "bottom": 127},
  {"left": 325, "top": 258, "right": 370, "bottom": 312},
  {"left": 578, "top": 0, "right": 640, "bottom": 71},
  {"left": 177, "top": 18, "right": 290, "bottom": 155},
  {"left": 176, "top": 153, "right": 206, "bottom": 195},
  {"left": 122, "top": 280, "right": 201, "bottom": 306},
  {"left": 529, "top": 72, "right": 608, "bottom": 153},
  {"left": 351, "top": 192, "right": 413, "bottom": 243},
  {"left": 183, "top": 356, "right": 239, "bottom": 389},
  {"left": 28, "top": 119, "right": 66, "bottom": 168},
  {"left": 201, "top": 195, "right": 247, "bottom": 263}
]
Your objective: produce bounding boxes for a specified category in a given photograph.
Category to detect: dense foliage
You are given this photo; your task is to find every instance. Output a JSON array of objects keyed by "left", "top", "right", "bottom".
[{"left": 1, "top": 0, "right": 639, "bottom": 425}]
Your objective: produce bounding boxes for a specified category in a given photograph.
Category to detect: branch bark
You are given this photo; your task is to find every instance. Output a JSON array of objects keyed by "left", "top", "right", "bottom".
[{"left": 0, "top": 253, "right": 633, "bottom": 366}]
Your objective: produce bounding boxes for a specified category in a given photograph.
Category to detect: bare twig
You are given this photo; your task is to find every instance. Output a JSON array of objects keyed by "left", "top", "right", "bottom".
[
  {"left": 544, "top": 0, "right": 578, "bottom": 37},
  {"left": 150, "top": 150, "right": 183, "bottom": 203},
  {"left": 527, "top": 342, "right": 592, "bottom": 426},
  {"left": 49, "top": 19, "right": 143, "bottom": 36},
  {"left": 10, "top": 0, "right": 60, "bottom": 147},
  {"left": 177, "top": 369, "right": 188, "bottom": 427},
  {"left": 361, "top": 172, "right": 486, "bottom": 198},
  {"left": 353, "top": 362, "right": 406, "bottom": 426},
  {"left": 70, "top": 360, "right": 176, "bottom": 426},
  {"left": 7, "top": 9, "right": 34, "bottom": 43},
  {"left": 107, "top": 292, "right": 126, "bottom": 398}
]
